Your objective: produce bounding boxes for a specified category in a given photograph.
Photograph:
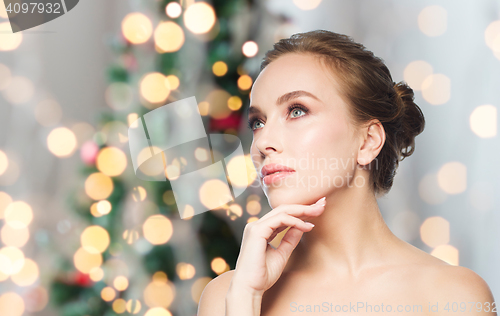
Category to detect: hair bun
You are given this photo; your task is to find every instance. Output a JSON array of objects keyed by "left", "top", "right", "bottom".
[{"left": 393, "top": 81, "right": 425, "bottom": 160}]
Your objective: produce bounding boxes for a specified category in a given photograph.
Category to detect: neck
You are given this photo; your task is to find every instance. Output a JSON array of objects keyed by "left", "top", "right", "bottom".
[{"left": 284, "top": 181, "right": 402, "bottom": 280}]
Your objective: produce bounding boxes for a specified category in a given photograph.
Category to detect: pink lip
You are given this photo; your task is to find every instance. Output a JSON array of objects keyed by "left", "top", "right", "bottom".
[
  {"left": 260, "top": 163, "right": 296, "bottom": 178},
  {"left": 262, "top": 170, "right": 295, "bottom": 185}
]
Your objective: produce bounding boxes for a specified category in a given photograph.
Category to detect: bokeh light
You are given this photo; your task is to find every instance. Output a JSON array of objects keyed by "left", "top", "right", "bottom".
[
  {"left": 191, "top": 277, "right": 211, "bottom": 304},
  {"left": 166, "top": 2, "right": 182, "bottom": 18},
  {"left": 154, "top": 21, "right": 185, "bottom": 52},
  {"left": 227, "top": 96, "right": 242, "bottom": 111},
  {"left": 114, "top": 275, "right": 129, "bottom": 291},
  {"left": 1, "top": 225, "right": 29, "bottom": 248},
  {"left": 85, "top": 172, "right": 114, "bottom": 200},
  {"left": 2, "top": 76, "right": 34, "bottom": 104},
  {"left": 0, "top": 246, "right": 25, "bottom": 275},
  {"left": 227, "top": 203, "right": 243, "bottom": 220},
  {"left": 403, "top": 60, "right": 433, "bottom": 91},
  {"left": 211, "top": 257, "right": 229, "bottom": 275},
  {"left": 73, "top": 247, "right": 102, "bottom": 274},
  {"left": 143, "top": 215, "right": 173, "bottom": 245},
  {"left": 47, "top": 127, "right": 77, "bottom": 158},
  {"left": 437, "top": 162, "right": 467, "bottom": 194},
  {"left": 237, "top": 74, "right": 253, "bottom": 90},
  {"left": 0, "top": 22, "right": 22, "bottom": 51},
  {"left": 140, "top": 72, "right": 170, "bottom": 104},
  {"left": 4, "top": 201, "right": 33, "bottom": 229},
  {"left": 246, "top": 200, "right": 261, "bottom": 216},
  {"left": 176, "top": 262, "right": 195, "bottom": 280},
  {"left": 89, "top": 267, "right": 104, "bottom": 282},
  {"left": 112, "top": 298, "right": 127, "bottom": 314},
  {"left": 420, "top": 216, "right": 450, "bottom": 248},
  {"left": 0, "top": 150, "right": 8, "bottom": 176},
  {"left": 122, "top": 13, "right": 153, "bottom": 44},
  {"left": 165, "top": 75, "right": 180, "bottom": 90},
  {"left": 143, "top": 273, "right": 175, "bottom": 308},
  {"left": 184, "top": 2, "right": 216, "bottom": 34},
  {"left": 421, "top": 73, "right": 451, "bottom": 105},
  {"left": 418, "top": 5, "right": 447, "bottom": 37},
  {"left": 132, "top": 186, "right": 147, "bottom": 202},
  {"left": 292, "top": 0, "right": 322, "bottom": 10},
  {"left": 126, "top": 299, "right": 142, "bottom": 314},
  {"left": 11, "top": 258, "right": 39, "bottom": 286},
  {"left": 0, "top": 292, "right": 24, "bottom": 316},
  {"left": 431, "top": 244, "right": 459, "bottom": 266},
  {"left": 205, "top": 89, "right": 232, "bottom": 119},
  {"left": 226, "top": 154, "right": 257, "bottom": 187},
  {"left": 81, "top": 225, "right": 110, "bottom": 254},
  {"left": 144, "top": 307, "right": 172, "bottom": 316},
  {"left": 96, "top": 147, "right": 128, "bottom": 177},
  {"left": 469, "top": 105, "right": 497, "bottom": 138},
  {"left": 101, "top": 287, "right": 116, "bottom": 302},
  {"left": 242, "top": 41, "right": 258, "bottom": 57},
  {"left": 212, "top": 61, "right": 228, "bottom": 77},
  {"left": 485, "top": 20, "right": 500, "bottom": 54},
  {"left": 199, "top": 179, "right": 232, "bottom": 210}
]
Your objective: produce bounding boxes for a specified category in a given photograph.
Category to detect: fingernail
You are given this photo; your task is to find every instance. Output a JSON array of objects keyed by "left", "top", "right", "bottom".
[
  {"left": 315, "top": 197, "right": 326, "bottom": 204},
  {"left": 305, "top": 222, "right": 315, "bottom": 228}
]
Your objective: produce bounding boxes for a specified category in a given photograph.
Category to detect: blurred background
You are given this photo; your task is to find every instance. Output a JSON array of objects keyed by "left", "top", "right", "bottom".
[{"left": 0, "top": 0, "right": 499, "bottom": 315}]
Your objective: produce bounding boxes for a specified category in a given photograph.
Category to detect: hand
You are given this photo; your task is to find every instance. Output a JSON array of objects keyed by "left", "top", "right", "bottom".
[{"left": 229, "top": 196, "right": 327, "bottom": 297}]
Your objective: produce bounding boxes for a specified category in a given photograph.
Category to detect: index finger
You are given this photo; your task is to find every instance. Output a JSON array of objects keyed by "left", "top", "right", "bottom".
[{"left": 259, "top": 196, "right": 326, "bottom": 222}]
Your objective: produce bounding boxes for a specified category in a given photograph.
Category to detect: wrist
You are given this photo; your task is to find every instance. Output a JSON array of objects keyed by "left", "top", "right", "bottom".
[
  {"left": 226, "top": 284, "right": 264, "bottom": 299},
  {"left": 225, "top": 285, "right": 263, "bottom": 316}
]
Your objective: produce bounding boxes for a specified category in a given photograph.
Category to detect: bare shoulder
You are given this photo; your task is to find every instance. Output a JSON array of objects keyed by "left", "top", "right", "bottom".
[
  {"left": 197, "top": 270, "right": 235, "bottom": 316},
  {"left": 393, "top": 241, "right": 496, "bottom": 314},
  {"left": 423, "top": 264, "right": 497, "bottom": 315}
]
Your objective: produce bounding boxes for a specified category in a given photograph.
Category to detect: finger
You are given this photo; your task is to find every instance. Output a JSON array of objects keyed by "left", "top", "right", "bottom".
[
  {"left": 259, "top": 196, "right": 326, "bottom": 222},
  {"left": 251, "top": 212, "right": 314, "bottom": 242},
  {"left": 276, "top": 226, "right": 305, "bottom": 260}
]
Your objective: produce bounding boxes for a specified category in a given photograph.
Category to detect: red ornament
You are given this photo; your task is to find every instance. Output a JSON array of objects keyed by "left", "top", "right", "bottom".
[
  {"left": 209, "top": 112, "right": 242, "bottom": 131},
  {"left": 74, "top": 271, "right": 93, "bottom": 287},
  {"left": 80, "top": 141, "right": 99, "bottom": 165}
]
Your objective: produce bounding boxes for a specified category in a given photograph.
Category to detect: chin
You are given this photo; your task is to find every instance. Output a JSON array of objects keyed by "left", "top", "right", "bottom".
[{"left": 266, "top": 190, "right": 308, "bottom": 209}]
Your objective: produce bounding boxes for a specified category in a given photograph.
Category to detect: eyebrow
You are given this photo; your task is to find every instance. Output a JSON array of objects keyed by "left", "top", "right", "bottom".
[{"left": 248, "top": 90, "right": 320, "bottom": 115}]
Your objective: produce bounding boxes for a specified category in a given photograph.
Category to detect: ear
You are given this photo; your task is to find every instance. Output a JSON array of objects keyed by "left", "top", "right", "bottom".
[{"left": 357, "top": 119, "right": 385, "bottom": 166}]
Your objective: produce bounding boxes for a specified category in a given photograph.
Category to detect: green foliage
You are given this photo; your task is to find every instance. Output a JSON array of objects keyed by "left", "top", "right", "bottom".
[{"left": 143, "top": 244, "right": 177, "bottom": 281}]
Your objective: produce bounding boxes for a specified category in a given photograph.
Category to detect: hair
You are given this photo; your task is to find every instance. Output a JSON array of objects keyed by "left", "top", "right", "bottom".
[{"left": 260, "top": 29, "right": 425, "bottom": 197}]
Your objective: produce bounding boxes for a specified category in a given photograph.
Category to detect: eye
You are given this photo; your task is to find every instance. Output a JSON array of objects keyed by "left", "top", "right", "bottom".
[
  {"left": 247, "top": 103, "right": 309, "bottom": 131},
  {"left": 288, "top": 104, "right": 308, "bottom": 117},
  {"left": 247, "top": 118, "right": 263, "bottom": 131}
]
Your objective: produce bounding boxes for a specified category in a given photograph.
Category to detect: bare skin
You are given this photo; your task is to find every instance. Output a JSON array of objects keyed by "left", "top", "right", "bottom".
[{"left": 197, "top": 52, "right": 496, "bottom": 316}]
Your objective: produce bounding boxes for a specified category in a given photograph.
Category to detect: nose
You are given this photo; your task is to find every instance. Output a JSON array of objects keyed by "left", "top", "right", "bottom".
[{"left": 252, "top": 119, "right": 282, "bottom": 159}]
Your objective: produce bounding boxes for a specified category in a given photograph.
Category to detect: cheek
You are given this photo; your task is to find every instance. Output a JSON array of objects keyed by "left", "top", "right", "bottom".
[
  {"left": 288, "top": 119, "right": 357, "bottom": 182},
  {"left": 292, "top": 117, "right": 352, "bottom": 158}
]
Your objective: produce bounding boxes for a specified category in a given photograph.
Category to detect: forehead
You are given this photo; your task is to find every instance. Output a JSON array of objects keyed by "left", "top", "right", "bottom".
[{"left": 250, "top": 53, "right": 343, "bottom": 105}]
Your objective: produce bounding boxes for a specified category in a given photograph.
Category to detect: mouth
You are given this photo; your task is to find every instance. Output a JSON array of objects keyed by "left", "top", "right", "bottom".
[
  {"left": 262, "top": 170, "right": 295, "bottom": 185},
  {"left": 260, "top": 163, "right": 296, "bottom": 185}
]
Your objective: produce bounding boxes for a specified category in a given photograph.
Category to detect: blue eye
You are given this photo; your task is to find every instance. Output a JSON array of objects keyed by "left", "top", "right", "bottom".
[{"left": 247, "top": 103, "right": 309, "bottom": 131}]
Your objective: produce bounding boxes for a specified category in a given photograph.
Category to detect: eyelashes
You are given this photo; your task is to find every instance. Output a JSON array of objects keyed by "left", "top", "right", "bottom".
[{"left": 247, "top": 103, "right": 309, "bottom": 131}]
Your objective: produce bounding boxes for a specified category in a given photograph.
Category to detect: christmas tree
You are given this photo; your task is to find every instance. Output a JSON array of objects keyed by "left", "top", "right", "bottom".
[{"left": 48, "top": 0, "right": 286, "bottom": 315}]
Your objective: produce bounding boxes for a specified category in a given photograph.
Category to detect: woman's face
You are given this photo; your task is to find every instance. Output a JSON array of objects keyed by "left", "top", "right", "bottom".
[{"left": 248, "top": 53, "right": 362, "bottom": 208}]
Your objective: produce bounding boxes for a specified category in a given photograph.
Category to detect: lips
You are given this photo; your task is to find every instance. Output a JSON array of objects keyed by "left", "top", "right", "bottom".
[{"left": 260, "top": 163, "right": 296, "bottom": 179}]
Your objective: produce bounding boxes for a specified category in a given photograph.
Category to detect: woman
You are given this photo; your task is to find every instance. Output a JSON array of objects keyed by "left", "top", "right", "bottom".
[{"left": 198, "top": 30, "right": 496, "bottom": 316}]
